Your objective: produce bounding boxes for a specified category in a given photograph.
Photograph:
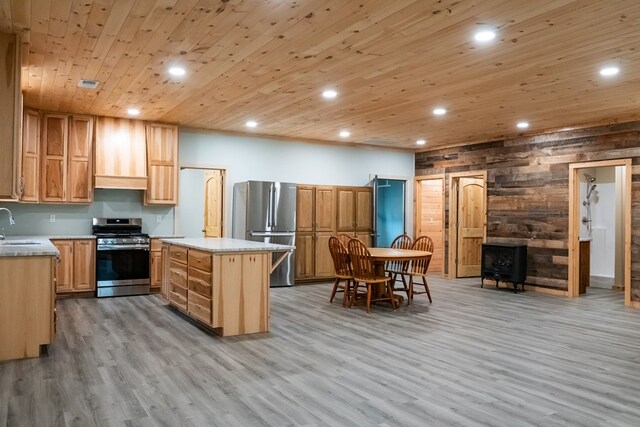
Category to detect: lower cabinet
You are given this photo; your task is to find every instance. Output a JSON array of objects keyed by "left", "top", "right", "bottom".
[
  {"left": 295, "top": 232, "right": 339, "bottom": 281},
  {"left": 150, "top": 238, "right": 163, "bottom": 290},
  {"left": 166, "top": 244, "right": 270, "bottom": 336},
  {"left": 51, "top": 239, "right": 95, "bottom": 293}
]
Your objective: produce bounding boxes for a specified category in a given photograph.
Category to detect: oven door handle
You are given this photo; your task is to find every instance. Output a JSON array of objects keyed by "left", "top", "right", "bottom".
[{"left": 97, "top": 245, "right": 150, "bottom": 251}]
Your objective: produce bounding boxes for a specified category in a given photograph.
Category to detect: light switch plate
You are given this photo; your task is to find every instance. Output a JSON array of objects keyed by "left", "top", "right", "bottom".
[
  {"left": 156, "top": 215, "right": 162, "bottom": 223},
  {"left": 49, "top": 214, "right": 55, "bottom": 223}
]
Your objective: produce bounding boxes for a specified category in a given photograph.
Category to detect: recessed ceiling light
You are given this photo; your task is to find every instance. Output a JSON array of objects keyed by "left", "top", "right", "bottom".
[
  {"left": 433, "top": 107, "right": 447, "bottom": 116},
  {"left": 127, "top": 108, "right": 140, "bottom": 116},
  {"left": 599, "top": 66, "right": 619, "bottom": 77},
  {"left": 339, "top": 130, "right": 350, "bottom": 138},
  {"left": 246, "top": 120, "right": 258, "bottom": 128},
  {"left": 416, "top": 139, "right": 427, "bottom": 146},
  {"left": 474, "top": 30, "right": 496, "bottom": 42},
  {"left": 322, "top": 89, "right": 338, "bottom": 99},
  {"left": 169, "top": 66, "right": 186, "bottom": 76},
  {"left": 517, "top": 121, "right": 529, "bottom": 129}
]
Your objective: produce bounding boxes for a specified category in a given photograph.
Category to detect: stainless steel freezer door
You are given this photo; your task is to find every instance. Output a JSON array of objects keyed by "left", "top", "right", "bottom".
[
  {"left": 246, "top": 181, "right": 274, "bottom": 232},
  {"left": 248, "top": 232, "right": 295, "bottom": 287},
  {"left": 272, "top": 182, "right": 297, "bottom": 232}
]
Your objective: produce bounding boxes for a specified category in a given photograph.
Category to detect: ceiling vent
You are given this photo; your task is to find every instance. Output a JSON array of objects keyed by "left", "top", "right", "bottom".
[{"left": 78, "top": 79, "right": 100, "bottom": 89}]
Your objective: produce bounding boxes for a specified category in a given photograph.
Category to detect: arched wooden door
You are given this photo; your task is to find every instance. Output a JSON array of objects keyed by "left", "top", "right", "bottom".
[{"left": 456, "top": 177, "right": 485, "bottom": 277}]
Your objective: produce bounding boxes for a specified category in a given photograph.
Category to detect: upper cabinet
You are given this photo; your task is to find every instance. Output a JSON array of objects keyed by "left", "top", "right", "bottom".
[
  {"left": 40, "top": 113, "right": 93, "bottom": 204},
  {"left": 94, "top": 117, "right": 147, "bottom": 190},
  {"left": 0, "top": 32, "right": 22, "bottom": 201},
  {"left": 336, "top": 186, "right": 372, "bottom": 234},
  {"left": 145, "top": 123, "right": 178, "bottom": 205},
  {"left": 20, "top": 109, "right": 40, "bottom": 203}
]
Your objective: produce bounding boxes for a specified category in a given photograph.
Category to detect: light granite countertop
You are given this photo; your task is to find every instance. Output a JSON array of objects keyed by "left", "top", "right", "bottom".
[
  {"left": 46, "top": 235, "right": 96, "bottom": 240},
  {"left": 150, "top": 235, "right": 185, "bottom": 239},
  {"left": 161, "top": 237, "right": 294, "bottom": 253},
  {"left": 0, "top": 237, "right": 60, "bottom": 257}
]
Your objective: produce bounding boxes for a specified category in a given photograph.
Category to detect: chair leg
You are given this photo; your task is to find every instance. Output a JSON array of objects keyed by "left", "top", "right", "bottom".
[
  {"left": 408, "top": 276, "right": 413, "bottom": 305},
  {"left": 366, "top": 284, "right": 372, "bottom": 313},
  {"left": 400, "top": 273, "right": 408, "bottom": 291},
  {"left": 329, "top": 278, "right": 340, "bottom": 303},
  {"left": 387, "top": 283, "right": 397, "bottom": 310},
  {"left": 343, "top": 279, "right": 351, "bottom": 307},
  {"left": 423, "top": 276, "right": 432, "bottom": 303},
  {"left": 349, "top": 282, "right": 359, "bottom": 308}
]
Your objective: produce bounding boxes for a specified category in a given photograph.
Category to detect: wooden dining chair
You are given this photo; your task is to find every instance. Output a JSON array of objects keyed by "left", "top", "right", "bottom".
[
  {"left": 348, "top": 239, "right": 396, "bottom": 313},
  {"left": 386, "top": 234, "right": 412, "bottom": 294},
  {"left": 328, "top": 236, "right": 354, "bottom": 306},
  {"left": 336, "top": 233, "right": 353, "bottom": 249},
  {"left": 406, "top": 236, "right": 434, "bottom": 304}
]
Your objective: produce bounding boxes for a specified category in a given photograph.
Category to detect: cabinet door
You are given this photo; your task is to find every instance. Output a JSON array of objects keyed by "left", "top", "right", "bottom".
[
  {"left": 145, "top": 123, "right": 178, "bottom": 204},
  {"left": 20, "top": 109, "right": 40, "bottom": 202},
  {"left": 240, "top": 253, "right": 269, "bottom": 334},
  {"left": 52, "top": 240, "right": 73, "bottom": 293},
  {"left": 314, "top": 232, "right": 335, "bottom": 278},
  {"left": 315, "top": 186, "right": 336, "bottom": 232},
  {"left": 294, "top": 233, "right": 314, "bottom": 279},
  {"left": 150, "top": 251, "right": 162, "bottom": 289},
  {"left": 0, "top": 32, "right": 20, "bottom": 200},
  {"left": 356, "top": 232, "right": 372, "bottom": 247},
  {"left": 41, "top": 114, "right": 68, "bottom": 203},
  {"left": 73, "top": 240, "right": 95, "bottom": 291},
  {"left": 355, "top": 187, "right": 372, "bottom": 231},
  {"left": 336, "top": 188, "right": 355, "bottom": 232},
  {"left": 67, "top": 116, "right": 93, "bottom": 203},
  {"left": 296, "top": 186, "right": 314, "bottom": 232}
]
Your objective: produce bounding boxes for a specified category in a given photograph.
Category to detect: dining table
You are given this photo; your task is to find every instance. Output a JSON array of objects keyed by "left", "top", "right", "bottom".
[{"left": 366, "top": 247, "right": 433, "bottom": 305}]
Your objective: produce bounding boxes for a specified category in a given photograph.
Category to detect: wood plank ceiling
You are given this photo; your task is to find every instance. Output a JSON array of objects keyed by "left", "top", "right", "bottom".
[{"left": 1, "top": 0, "right": 639, "bottom": 150}]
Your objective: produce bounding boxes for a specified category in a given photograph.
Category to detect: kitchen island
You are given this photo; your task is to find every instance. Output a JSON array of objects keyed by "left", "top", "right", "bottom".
[
  {"left": 0, "top": 238, "right": 58, "bottom": 361},
  {"left": 161, "top": 238, "right": 293, "bottom": 337}
]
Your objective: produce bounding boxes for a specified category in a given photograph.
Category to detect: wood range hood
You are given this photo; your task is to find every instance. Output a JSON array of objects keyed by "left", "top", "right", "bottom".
[{"left": 94, "top": 116, "right": 148, "bottom": 190}]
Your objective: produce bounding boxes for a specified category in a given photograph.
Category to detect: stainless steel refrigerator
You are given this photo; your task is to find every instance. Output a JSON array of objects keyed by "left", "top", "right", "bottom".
[{"left": 232, "top": 181, "right": 297, "bottom": 287}]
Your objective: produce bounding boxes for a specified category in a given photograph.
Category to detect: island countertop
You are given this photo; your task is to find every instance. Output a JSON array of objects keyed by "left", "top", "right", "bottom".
[{"left": 160, "top": 237, "right": 294, "bottom": 253}]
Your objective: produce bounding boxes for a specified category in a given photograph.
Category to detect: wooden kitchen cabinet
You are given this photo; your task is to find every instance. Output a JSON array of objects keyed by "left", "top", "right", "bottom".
[
  {"left": 0, "top": 31, "right": 21, "bottom": 201},
  {"left": 150, "top": 238, "right": 163, "bottom": 290},
  {"left": 145, "top": 123, "right": 178, "bottom": 205},
  {"left": 336, "top": 186, "right": 373, "bottom": 237},
  {"left": 40, "top": 113, "right": 93, "bottom": 203},
  {"left": 161, "top": 243, "right": 170, "bottom": 299},
  {"left": 52, "top": 239, "right": 96, "bottom": 293},
  {"left": 295, "top": 186, "right": 337, "bottom": 281},
  {"left": 20, "top": 109, "right": 40, "bottom": 202}
]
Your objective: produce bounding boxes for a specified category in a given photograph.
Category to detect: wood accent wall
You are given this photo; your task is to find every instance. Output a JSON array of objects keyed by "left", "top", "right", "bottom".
[{"left": 415, "top": 121, "right": 640, "bottom": 301}]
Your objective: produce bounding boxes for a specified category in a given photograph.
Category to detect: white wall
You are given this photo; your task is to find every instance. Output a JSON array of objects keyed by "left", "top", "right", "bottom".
[{"left": 177, "top": 130, "right": 415, "bottom": 237}]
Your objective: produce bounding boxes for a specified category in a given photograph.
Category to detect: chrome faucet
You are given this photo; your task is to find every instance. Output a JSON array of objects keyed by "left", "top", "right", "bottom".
[{"left": 0, "top": 207, "right": 16, "bottom": 240}]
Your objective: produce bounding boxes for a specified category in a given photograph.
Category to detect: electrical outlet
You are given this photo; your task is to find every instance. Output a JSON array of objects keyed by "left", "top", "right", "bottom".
[
  {"left": 49, "top": 214, "right": 55, "bottom": 223},
  {"left": 156, "top": 215, "right": 162, "bottom": 223}
]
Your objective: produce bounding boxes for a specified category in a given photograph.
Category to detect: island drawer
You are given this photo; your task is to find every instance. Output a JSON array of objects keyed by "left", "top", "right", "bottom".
[
  {"left": 188, "top": 249, "right": 212, "bottom": 272},
  {"left": 188, "top": 267, "right": 212, "bottom": 298},
  {"left": 188, "top": 291, "right": 212, "bottom": 324},
  {"left": 169, "top": 261, "right": 188, "bottom": 288},
  {"left": 169, "top": 283, "right": 187, "bottom": 310},
  {"left": 170, "top": 245, "right": 188, "bottom": 263}
]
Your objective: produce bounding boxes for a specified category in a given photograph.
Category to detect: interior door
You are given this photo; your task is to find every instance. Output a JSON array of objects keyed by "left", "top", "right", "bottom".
[
  {"left": 374, "top": 178, "right": 405, "bottom": 247},
  {"left": 204, "top": 170, "right": 223, "bottom": 237},
  {"left": 456, "top": 177, "right": 485, "bottom": 277},
  {"left": 416, "top": 178, "right": 444, "bottom": 272}
]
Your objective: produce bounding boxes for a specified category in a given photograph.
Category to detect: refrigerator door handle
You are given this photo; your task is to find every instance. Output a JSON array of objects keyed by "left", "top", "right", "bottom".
[
  {"left": 250, "top": 231, "right": 295, "bottom": 237},
  {"left": 267, "top": 186, "right": 273, "bottom": 228},
  {"left": 272, "top": 183, "right": 278, "bottom": 228}
]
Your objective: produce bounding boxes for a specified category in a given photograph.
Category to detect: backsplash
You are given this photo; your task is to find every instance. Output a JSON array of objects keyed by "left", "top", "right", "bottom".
[{"left": 0, "top": 189, "right": 174, "bottom": 236}]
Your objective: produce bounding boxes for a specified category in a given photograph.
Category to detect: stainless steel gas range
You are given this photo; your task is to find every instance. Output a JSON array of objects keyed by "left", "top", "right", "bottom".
[{"left": 93, "top": 218, "right": 150, "bottom": 297}]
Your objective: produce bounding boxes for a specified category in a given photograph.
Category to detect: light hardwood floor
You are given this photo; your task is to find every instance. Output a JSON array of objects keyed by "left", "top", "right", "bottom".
[{"left": 2, "top": 277, "right": 640, "bottom": 426}]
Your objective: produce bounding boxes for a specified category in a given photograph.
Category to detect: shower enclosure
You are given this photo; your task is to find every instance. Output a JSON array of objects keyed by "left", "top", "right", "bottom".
[{"left": 581, "top": 173, "right": 597, "bottom": 236}]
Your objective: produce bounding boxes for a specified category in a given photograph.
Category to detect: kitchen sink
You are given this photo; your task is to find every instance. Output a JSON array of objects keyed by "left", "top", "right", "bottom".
[{"left": 0, "top": 240, "right": 42, "bottom": 246}]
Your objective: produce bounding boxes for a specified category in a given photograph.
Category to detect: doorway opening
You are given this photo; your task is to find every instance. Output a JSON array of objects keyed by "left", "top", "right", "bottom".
[
  {"left": 372, "top": 177, "right": 406, "bottom": 247},
  {"left": 176, "top": 167, "right": 226, "bottom": 238},
  {"left": 568, "top": 160, "right": 632, "bottom": 306},
  {"left": 448, "top": 171, "right": 487, "bottom": 278},
  {"left": 414, "top": 174, "right": 445, "bottom": 274}
]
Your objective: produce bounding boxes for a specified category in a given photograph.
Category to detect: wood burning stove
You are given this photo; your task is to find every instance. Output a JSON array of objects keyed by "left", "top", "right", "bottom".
[{"left": 481, "top": 243, "right": 527, "bottom": 293}]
